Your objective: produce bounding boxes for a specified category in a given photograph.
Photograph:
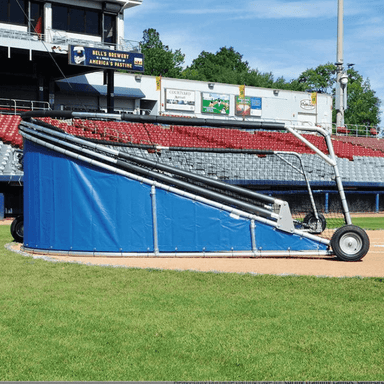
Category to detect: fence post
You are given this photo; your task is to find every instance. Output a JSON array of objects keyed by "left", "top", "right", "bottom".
[
  {"left": 0, "top": 194, "right": 4, "bottom": 221},
  {"left": 325, "top": 192, "right": 329, "bottom": 214}
]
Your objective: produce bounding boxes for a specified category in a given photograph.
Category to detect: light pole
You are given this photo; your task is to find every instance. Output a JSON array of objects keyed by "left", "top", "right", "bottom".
[{"left": 335, "top": 0, "right": 348, "bottom": 128}]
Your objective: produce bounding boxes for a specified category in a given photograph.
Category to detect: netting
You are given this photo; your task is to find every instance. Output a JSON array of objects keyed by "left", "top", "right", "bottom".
[{"left": 112, "top": 145, "right": 345, "bottom": 240}]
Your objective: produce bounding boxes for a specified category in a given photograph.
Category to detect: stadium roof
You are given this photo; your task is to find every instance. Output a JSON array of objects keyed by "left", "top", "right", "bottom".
[{"left": 56, "top": 79, "right": 145, "bottom": 99}]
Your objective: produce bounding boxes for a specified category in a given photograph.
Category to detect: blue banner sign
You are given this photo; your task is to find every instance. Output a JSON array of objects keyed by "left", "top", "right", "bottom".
[
  {"left": 236, "top": 96, "right": 262, "bottom": 116},
  {"left": 68, "top": 45, "right": 144, "bottom": 72},
  {"left": 250, "top": 97, "right": 262, "bottom": 110}
]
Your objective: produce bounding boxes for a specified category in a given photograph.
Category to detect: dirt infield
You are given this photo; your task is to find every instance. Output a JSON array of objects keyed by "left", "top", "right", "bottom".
[{"left": 6, "top": 228, "right": 384, "bottom": 278}]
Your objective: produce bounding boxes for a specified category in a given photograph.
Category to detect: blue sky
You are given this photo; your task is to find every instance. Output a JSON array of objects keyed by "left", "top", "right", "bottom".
[{"left": 124, "top": 0, "right": 384, "bottom": 126}]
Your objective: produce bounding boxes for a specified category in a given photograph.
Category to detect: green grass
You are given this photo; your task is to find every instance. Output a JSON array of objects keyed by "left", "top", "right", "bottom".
[
  {"left": 1, "top": 225, "right": 384, "bottom": 381},
  {"left": 351, "top": 216, "right": 384, "bottom": 230},
  {"left": 325, "top": 216, "right": 384, "bottom": 230}
]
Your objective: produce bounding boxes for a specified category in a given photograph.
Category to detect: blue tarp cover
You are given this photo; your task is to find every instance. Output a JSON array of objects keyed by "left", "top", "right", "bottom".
[{"left": 23, "top": 140, "right": 327, "bottom": 253}]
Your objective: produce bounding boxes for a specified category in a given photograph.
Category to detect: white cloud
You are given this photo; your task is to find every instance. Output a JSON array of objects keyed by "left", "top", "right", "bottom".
[
  {"left": 247, "top": 0, "right": 336, "bottom": 19},
  {"left": 173, "top": 8, "right": 235, "bottom": 16},
  {"left": 159, "top": 31, "right": 202, "bottom": 66},
  {"left": 172, "top": 0, "right": 368, "bottom": 21},
  {"left": 293, "top": 38, "right": 336, "bottom": 58},
  {"left": 171, "top": 0, "right": 335, "bottom": 19},
  {"left": 352, "top": 24, "right": 384, "bottom": 40}
]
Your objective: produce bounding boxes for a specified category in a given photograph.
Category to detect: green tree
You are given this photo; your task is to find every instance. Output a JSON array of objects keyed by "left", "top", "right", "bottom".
[
  {"left": 295, "top": 63, "right": 381, "bottom": 127},
  {"left": 182, "top": 46, "right": 294, "bottom": 89},
  {"left": 140, "top": 28, "right": 185, "bottom": 78},
  {"left": 297, "top": 63, "right": 337, "bottom": 93},
  {"left": 182, "top": 47, "right": 250, "bottom": 84},
  {"left": 243, "top": 69, "right": 275, "bottom": 88},
  {"left": 344, "top": 68, "right": 381, "bottom": 128}
]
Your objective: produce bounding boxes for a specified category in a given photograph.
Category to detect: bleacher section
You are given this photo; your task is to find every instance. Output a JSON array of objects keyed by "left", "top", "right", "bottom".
[
  {"left": 1, "top": 114, "right": 384, "bottom": 185},
  {"left": 1, "top": 114, "right": 383, "bottom": 159},
  {"left": 0, "top": 115, "right": 22, "bottom": 147},
  {"left": 332, "top": 135, "right": 384, "bottom": 154},
  {"left": 32, "top": 117, "right": 384, "bottom": 159},
  {"left": 0, "top": 142, "right": 23, "bottom": 179}
]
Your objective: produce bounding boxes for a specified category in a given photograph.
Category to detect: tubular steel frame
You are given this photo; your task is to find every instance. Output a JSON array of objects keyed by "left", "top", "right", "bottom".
[{"left": 19, "top": 111, "right": 361, "bottom": 257}]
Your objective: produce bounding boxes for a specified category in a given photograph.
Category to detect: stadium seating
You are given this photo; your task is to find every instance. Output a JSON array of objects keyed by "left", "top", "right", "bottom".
[
  {"left": 0, "top": 115, "right": 22, "bottom": 148},
  {"left": 2, "top": 114, "right": 384, "bottom": 184},
  {"left": 332, "top": 135, "right": 384, "bottom": 154},
  {"left": 32, "top": 118, "right": 383, "bottom": 160},
  {"left": 1, "top": 114, "right": 383, "bottom": 162}
]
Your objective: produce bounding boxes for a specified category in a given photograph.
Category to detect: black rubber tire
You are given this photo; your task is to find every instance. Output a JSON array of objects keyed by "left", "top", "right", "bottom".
[
  {"left": 330, "top": 225, "right": 370, "bottom": 261},
  {"left": 10, "top": 215, "right": 24, "bottom": 243},
  {"left": 10, "top": 217, "right": 17, "bottom": 237},
  {"left": 303, "top": 212, "right": 327, "bottom": 234}
]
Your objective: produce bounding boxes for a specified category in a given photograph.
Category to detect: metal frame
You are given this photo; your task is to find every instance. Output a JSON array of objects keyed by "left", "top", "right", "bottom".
[
  {"left": 274, "top": 152, "right": 321, "bottom": 224},
  {"left": 17, "top": 111, "right": 371, "bottom": 260},
  {"left": 286, "top": 125, "right": 352, "bottom": 225}
]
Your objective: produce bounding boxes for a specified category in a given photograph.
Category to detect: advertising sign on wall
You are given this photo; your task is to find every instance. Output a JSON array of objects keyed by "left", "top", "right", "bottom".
[
  {"left": 235, "top": 96, "right": 262, "bottom": 116},
  {"left": 300, "top": 99, "right": 316, "bottom": 111},
  {"left": 311, "top": 92, "right": 317, "bottom": 105},
  {"left": 68, "top": 45, "right": 144, "bottom": 72},
  {"left": 201, "top": 93, "right": 230, "bottom": 115},
  {"left": 165, "top": 89, "right": 195, "bottom": 111},
  {"left": 156, "top": 76, "right": 161, "bottom": 91}
]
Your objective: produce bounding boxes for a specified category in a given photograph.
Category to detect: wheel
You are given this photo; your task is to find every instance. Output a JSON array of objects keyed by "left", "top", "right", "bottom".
[
  {"left": 330, "top": 225, "right": 370, "bottom": 261},
  {"left": 11, "top": 216, "right": 24, "bottom": 243},
  {"left": 10, "top": 217, "right": 17, "bottom": 236},
  {"left": 10, "top": 215, "right": 24, "bottom": 243},
  {"left": 303, "top": 212, "right": 327, "bottom": 234}
]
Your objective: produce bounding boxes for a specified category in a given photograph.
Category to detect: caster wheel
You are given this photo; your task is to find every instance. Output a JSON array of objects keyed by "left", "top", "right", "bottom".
[
  {"left": 330, "top": 225, "right": 369, "bottom": 261},
  {"left": 11, "top": 215, "right": 23, "bottom": 243},
  {"left": 303, "top": 212, "right": 326, "bottom": 234}
]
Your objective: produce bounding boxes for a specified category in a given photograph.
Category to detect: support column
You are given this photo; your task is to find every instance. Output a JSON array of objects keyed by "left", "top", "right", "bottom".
[
  {"left": 150, "top": 186, "right": 159, "bottom": 255},
  {"left": 48, "top": 78, "right": 55, "bottom": 110},
  {"left": 325, "top": 192, "right": 329, "bottom": 214},
  {"left": 336, "top": 0, "right": 347, "bottom": 128},
  {"left": 106, "top": 69, "right": 115, "bottom": 113}
]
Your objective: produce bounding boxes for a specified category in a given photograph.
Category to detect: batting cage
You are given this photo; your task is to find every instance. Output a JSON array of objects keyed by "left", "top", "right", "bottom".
[{"left": 16, "top": 111, "right": 370, "bottom": 261}]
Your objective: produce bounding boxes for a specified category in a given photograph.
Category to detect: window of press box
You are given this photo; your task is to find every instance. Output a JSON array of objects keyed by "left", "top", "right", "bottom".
[
  {"left": 52, "top": 4, "right": 101, "bottom": 36},
  {"left": 0, "top": 0, "right": 27, "bottom": 25}
]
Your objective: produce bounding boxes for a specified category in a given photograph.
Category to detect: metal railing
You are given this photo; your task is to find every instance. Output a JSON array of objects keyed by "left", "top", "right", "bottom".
[
  {"left": 0, "top": 28, "right": 44, "bottom": 42},
  {"left": 0, "top": 98, "right": 51, "bottom": 114},
  {"left": 49, "top": 30, "right": 140, "bottom": 52},
  {"left": 0, "top": 27, "right": 141, "bottom": 52},
  {"left": 268, "top": 119, "right": 382, "bottom": 139},
  {"left": 331, "top": 124, "right": 382, "bottom": 138}
]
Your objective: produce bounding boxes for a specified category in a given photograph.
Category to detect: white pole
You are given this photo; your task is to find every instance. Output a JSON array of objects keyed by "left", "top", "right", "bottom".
[
  {"left": 336, "top": 0, "right": 345, "bottom": 128},
  {"left": 337, "top": 0, "right": 343, "bottom": 65}
]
